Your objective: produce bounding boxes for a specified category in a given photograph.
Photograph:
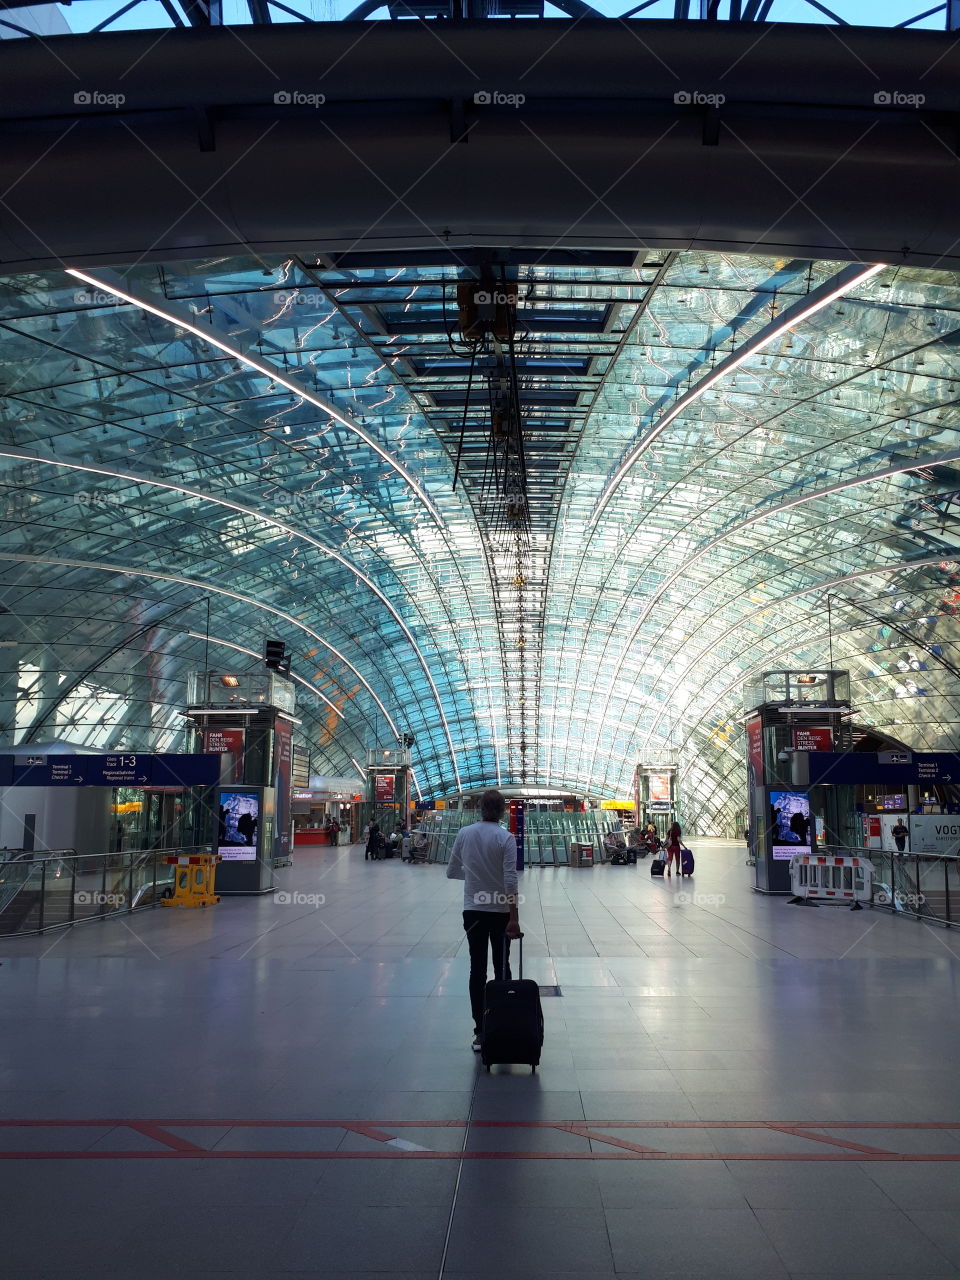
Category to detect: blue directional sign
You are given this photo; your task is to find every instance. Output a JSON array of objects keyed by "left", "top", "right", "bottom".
[
  {"left": 805, "top": 751, "right": 959, "bottom": 786},
  {"left": 0, "top": 753, "right": 220, "bottom": 788}
]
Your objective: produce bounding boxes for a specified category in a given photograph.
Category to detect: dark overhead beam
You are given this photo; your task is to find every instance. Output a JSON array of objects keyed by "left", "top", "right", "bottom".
[{"left": 1, "top": 23, "right": 960, "bottom": 271}]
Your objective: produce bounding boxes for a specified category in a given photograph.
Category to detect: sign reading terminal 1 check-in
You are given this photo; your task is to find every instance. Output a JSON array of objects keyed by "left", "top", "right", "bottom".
[
  {"left": 804, "top": 751, "right": 959, "bottom": 787},
  {"left": 0, "top": 753, "right": 220, "bottom": 788}
]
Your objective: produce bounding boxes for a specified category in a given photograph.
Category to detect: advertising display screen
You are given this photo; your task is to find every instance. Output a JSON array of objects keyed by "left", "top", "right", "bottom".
[
  {"left": 218, "top": 790, "right": 260, "bottom": 861},
  {"left": 769, "top": 790, "right": 812, "bottom": 860}
]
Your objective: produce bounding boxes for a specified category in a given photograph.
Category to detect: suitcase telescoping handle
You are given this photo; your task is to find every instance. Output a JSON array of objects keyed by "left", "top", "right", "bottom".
[{"left": 503, "top": 932, "right": 523, "bottom": 979}]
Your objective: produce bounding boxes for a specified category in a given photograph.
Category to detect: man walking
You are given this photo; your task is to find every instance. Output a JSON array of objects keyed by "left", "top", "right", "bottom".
[{"left": 446, "top": 789, "right": 521, "bottom": 1052}]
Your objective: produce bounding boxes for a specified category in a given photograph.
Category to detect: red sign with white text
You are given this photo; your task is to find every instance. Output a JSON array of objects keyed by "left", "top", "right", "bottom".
[
  {"left": 202, "top": 727, "right": 245, "bottom": 784},
  {"left": 792, "top": 726, "right": 833, "bottom": 752},
  {"left": 374, "top": 773, "right": 395, "bottom": 803},
  {"left": 746, "top": 717, "right": 764, "bottom": 784}
]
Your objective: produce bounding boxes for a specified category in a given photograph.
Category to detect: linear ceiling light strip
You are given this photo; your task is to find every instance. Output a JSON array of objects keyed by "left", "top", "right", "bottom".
[
  {"left": 64, "top": 268, "right": 446, "bottom": 528},
  {"left": 587, "top": 262, "right": 886, "bottom": 531},
  {"left": 1, "top": 449, "right": 462, "bottom": 790}
]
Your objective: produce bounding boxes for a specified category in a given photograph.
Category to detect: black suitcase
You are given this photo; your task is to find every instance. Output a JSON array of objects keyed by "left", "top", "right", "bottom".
[
  {"left": 651, "top": 857, "right": 666, "bottom": 878},
  {"left": 481, "top": 936, "right": 543, "bottom": 1072}
]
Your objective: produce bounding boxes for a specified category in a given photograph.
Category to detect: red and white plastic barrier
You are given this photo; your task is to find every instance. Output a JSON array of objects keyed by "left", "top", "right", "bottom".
[{"left": 789, "top": 854, "right": 874, "bottom": 905}]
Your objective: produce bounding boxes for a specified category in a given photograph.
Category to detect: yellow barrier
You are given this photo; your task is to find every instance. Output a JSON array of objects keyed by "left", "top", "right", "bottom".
[{"left": 161, "top": 852, "right": 221, "bottom": 908}]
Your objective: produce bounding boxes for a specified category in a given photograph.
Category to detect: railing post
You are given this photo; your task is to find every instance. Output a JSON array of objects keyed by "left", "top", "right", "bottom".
[
  {"left": 913, "top": 854, "right": 921, "bottom": 920},
  {"left": 944, "top": 857, "right": 951, "bottom": 927},
  {"left": 100, "top": 857, "right": 108, "bottom": 919},
  {"left": 38, "top": 860, "right": 46, "bottom": 933},
  {"left": 69, "top": 857, "right": 76, "bottom": 924},
  {"left": 127, "top": 853, "right": 134, "bottom": 915}
]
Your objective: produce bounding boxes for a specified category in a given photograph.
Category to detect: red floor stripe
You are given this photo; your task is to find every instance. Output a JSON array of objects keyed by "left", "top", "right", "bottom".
[
  {"left": 0, "top": 1118, "right": 957, "bottom": 1160},
  {"left": 0, "top": 1149, "right": 958, "bottom": 1161},
  {"left": 2, "top": 1119, "right": 957, "bottom": 1128}
]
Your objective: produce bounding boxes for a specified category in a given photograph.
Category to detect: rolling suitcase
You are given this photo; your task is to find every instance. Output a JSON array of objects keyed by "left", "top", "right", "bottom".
[
  {"left": 481, "top": 935, "right": 543, "bottom": 1072},
  {"left": 680, "top": 847, "right": 695, "bottom": 877},
  {"left": 651, "top": 855, "right": 666, "bottom": 878}
]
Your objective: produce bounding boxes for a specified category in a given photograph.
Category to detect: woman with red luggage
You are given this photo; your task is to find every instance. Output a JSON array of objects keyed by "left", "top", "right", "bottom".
[{"left": 665, "top": 821, "right": 683, "bottom": 876}]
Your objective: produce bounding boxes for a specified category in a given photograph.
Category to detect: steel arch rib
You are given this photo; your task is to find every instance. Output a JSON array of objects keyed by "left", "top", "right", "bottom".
[{"left": 0, "top": 449, "right": 464, "bottom": 789}]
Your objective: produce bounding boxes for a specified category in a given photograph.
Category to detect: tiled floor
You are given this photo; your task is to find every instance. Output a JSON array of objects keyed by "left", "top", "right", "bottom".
[{"left": 2, "top": 838, "right": 960, "bottom": 1278}]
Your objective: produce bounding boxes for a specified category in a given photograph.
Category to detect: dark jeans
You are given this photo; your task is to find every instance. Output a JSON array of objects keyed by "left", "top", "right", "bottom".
[{"left": 463, "top": 910, "right": 512, "bottom": 1033}]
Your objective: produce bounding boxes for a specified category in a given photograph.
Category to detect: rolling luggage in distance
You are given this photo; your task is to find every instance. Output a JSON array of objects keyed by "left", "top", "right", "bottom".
[
  {"left": 680, "top": 847, "right": 695, "bottom": 877},
  {"left": 481, "top": 935, "right": 544, "bottom": 1072},
  {"left": 651, "top": 856, "right": 666, "bottom": 878}
]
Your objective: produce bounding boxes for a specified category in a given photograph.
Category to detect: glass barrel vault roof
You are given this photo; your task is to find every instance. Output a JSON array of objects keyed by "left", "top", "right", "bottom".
[{"left": 2, "top": 249, "right": 960, "bottom": 829}]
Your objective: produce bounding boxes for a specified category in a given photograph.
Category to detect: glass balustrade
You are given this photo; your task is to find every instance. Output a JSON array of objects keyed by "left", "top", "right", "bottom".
[{"left": 0, "top": 846, "right": 211, "bottom": 936}]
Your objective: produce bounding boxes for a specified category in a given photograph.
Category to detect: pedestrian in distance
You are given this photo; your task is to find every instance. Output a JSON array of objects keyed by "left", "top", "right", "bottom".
[
  {"left": 892, "top": 818, "right": 909, "bottom": 854},
  {"left": 365, "top": 820, "right": 381, "bottom": 861},
  {"left": 446, "top": 788, "right": 521, "bottom": 1053},
  {"left": 665, "top": 820, "right": 683, "bottom": 876}
]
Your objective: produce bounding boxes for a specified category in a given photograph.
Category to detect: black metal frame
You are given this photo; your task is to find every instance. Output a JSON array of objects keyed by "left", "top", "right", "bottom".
[{"left": 0, "top": 0, "right": 952, "bottom": 29}]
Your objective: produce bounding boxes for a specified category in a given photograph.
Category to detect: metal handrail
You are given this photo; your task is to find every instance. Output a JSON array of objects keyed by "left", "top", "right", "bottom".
[
  {"left": 821, "top": 844, "right": 959, "bottom": 927},
  {"left": 0, "top": 844, "right": 213, "bottom": 938}
]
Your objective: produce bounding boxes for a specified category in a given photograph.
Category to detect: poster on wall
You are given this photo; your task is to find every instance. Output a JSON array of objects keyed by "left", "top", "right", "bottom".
[
  {"left": 769, "top": 790, "right": 812, "bottom": 860},
  {"left": 202, "top": 728, "right": 244, "bottom": 785},
  {"left": 218, "top": 790, "right": 260, "bottom": 861},
  {"left": 746, "top": 717, "right": 764, "bottom": 786},
  {"left": 792, "top": 726, "right": 833, "bottom": 752},
  {"left": 272, "top": 718, "right": 293, "bottom": 862},
  {"left": 374, "top": 773, "right": 395, "bottom": 804},
  {"left": 647, "top": 772, "right": 672, "bottom": 811}
]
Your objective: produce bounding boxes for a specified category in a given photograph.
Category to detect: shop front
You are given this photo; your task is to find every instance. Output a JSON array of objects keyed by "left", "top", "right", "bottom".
[{"left": 293, "top": 777, "right": 364, "bottom": 846}]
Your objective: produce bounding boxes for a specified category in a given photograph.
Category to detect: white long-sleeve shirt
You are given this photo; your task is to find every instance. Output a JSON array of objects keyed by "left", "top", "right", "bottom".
[{"left": 446, "top": 820, "right": 518, "bottom": 912}]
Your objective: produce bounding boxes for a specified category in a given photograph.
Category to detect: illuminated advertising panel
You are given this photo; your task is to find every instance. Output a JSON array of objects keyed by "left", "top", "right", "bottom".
[
  {"left": 769, "top": 790, "right": 812, "bottom": 860},
  {"left": 648, "top": 772, "right": 671, "bottom": 810},
  {"left": 374, "top": 773, "right": 395, "bottom": 804},
  {"left": 218, "top": 790, "right": 260, "bottom": 861}
]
